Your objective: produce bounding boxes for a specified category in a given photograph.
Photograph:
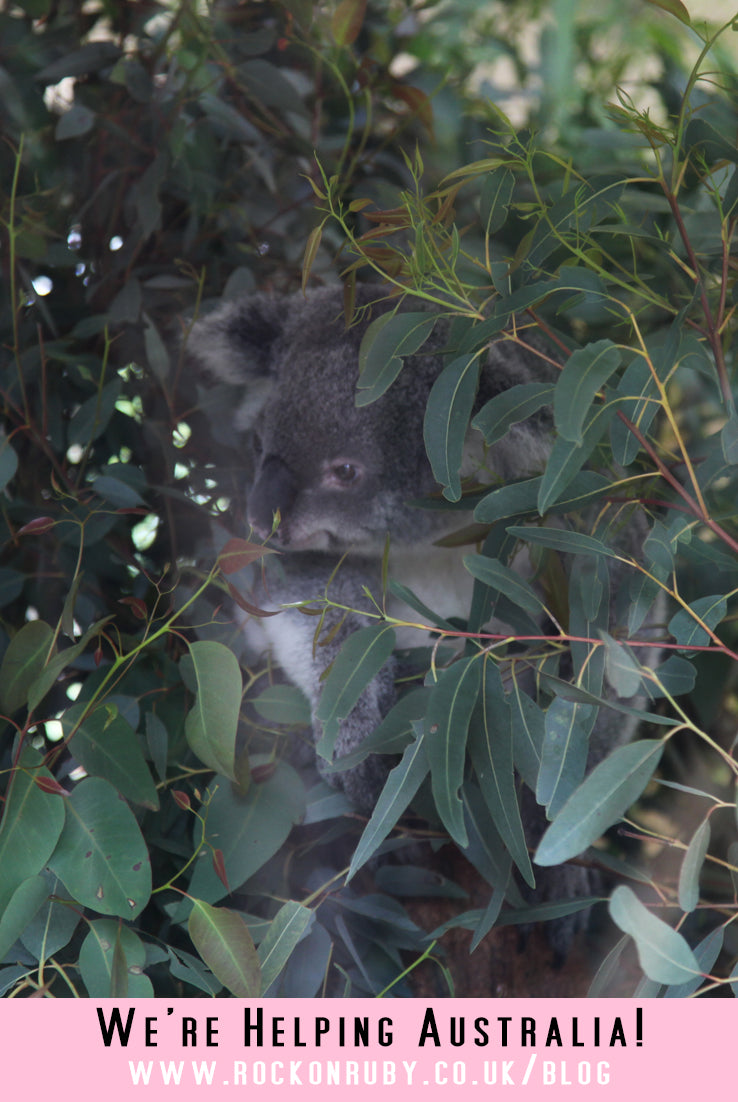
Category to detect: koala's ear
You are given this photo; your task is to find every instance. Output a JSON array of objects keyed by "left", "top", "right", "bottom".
[{"left": 185, "top": 294, "right": 286, "bottom": 385}]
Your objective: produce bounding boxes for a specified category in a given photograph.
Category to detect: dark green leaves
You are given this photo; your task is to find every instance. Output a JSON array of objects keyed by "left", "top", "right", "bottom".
[
  {"left": 554, "top": 340, "right": 622, "bottom": 446},
  {"left": 0, "top": 620, "right": 54, "bottom": 714},
  {"left": 48, "top": 777, "right": 151, "bottom": 919},
  {"left": 315, "top": 625, "right": 396, "bottom": 761},
  {"left": 357, "top": 312, "right": 436, "bottom": 405},
  {"left": 424, "top": 353, "right": 482, "bottom": 502},
  {"left": 425, "top": 656, "right": 481, "bottom": 846},
  {"left": 536, "top": 740, "right": 664, "bottom": 865},
  {"left": 473, "top": 382, "right": 554, "bottom": 446},
  {"left": 0, "top": 746, "right": 65, "bottom": 917},
  {"left": 184, "top": 640, "right": 243, "bottom": 783}
]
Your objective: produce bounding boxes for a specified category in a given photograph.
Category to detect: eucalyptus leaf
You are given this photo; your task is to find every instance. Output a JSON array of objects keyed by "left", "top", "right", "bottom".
[
  {"left": 188, "top": 900, "right": 261, "bottom": 998},
  {"left": 257, "top": 900, "right": 315, "bottom": 994},
  {"left": 48, "top": 777, "right": 151, "bottom": 919},
  {"left": 315, "top": 625, "right": 396, "bottom": 761},
  {"left": 609, "top": 885, "right": 701, "bottom": 985},
  {"left": 423, "top": 353, "right": 482, "bottom": 502},
  {"left": 536, "top": 740, "right": 664, "bottom": 866},
  {"left": 425, "top": 657, "right": 482, "bottom": 847}
]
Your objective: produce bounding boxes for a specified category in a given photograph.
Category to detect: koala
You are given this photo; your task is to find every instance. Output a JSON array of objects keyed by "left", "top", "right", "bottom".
[
  {"left": 187, "top": 285, "right": 556, "bottom": 798},
  {"left": 186, "top": 284, "right": 653, "bottom": 953}
]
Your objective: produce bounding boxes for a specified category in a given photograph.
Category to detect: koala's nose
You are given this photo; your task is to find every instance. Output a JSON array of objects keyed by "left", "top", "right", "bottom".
[{"left": 247, "top": 455, "right": 298, "bottom": 541}]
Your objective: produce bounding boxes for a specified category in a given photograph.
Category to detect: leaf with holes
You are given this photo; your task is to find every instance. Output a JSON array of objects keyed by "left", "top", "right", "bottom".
[{"left": 48, "top": 777, "right": 151, "bottom": 919}]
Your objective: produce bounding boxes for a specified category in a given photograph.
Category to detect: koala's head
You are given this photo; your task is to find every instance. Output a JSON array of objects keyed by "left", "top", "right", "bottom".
[{"left": 187, "top": 287, "right": 445, "bottom": 551}]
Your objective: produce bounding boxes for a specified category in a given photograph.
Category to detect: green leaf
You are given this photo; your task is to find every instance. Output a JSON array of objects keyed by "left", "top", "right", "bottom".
[
  {"left": 664, "top": 927, "right": 723, "bottom": 998},
  {"left": 0, "top": 876, "right": 49, "bottom": 961},
  {"left": 649, "top": 655, "right": 696, "bottom": 699},
  {"left": 27, "top": 618, "right": 111, "bottom": 713},
  {"left": 609, "top": 356, "right": 660, "bottom": 466},
  {"left": 425, "top": 656, "right": 482, "bottom": 846},
  {"left": 252, "top": 684, "right": 311, "bottom": 726},
  {"left": 357, "top": 312, "right": 436, "bottom": 405},
  {"left": 188, "top": 900, "right": 261, "bottom": 998},
  {"left": 315, "top": 625, "right": 396, "bottom": 761},
  {"left": 48, "top": 777, "right": 152, "bottom": 919},
  {"left": 257, "top": 901, "right": 315, "bottom": 994},
  {"left": 464, "top": 553, "right": 546, "bottom": 617},
  {"left": 20, "top": 871, "right": 79, "bottom": 961},
  {"left": 0, "top": 746, "right": 66, "bottom": 916},
  {"left": 469, "top": 662, "right": 535, "bottom": 887},
  {"left": 424, "top": 353, "right": 482, "bottom": 502},
  {"left": 537, "top": 402, "right": 616, "bottom": 513},
  {"left": 187, "top": 760, "right": 305, "bottom": 902},
  {"left": 0, "top": 620, "right": 54, "bottom": 714},
  {"left": 475, "top": 471, "right": 610, "bottom": 524},
  {"left": 78, "top": 920, "right": 153, "bottom": 997},
  {"left": 184, "top": 640, "right": 243, "bottom": 782},
  {"left": 67, "top": 379, "right": 123, "bottom": 446},
  {"left": 536, "top": 697, "right": 594, "bottom": 818},
  {"left": 644, "top": 0, "right": 690, "bottom": 24},
  {"left": 0, "top": 433, "right": 18, "bottom": 494},
  {"left": 510, "top": 680, "right": 545, "bottom": 790},
  {"left": 62, "top": 702, "right": 159, "bottom": 809},
  {"left": 536, "top": 740, "right": 664, "bottom": 866},
  {"left": 609, "top": 885, "right": 700, "bottom": 985},
  {"left": 479, "top": 166, "right": 515, "bottom": 235},
  {"left": 600, "top": 630, "right": 643, "bottom": 697},
  {"left": 668, "top": 595, "right": 727, "bottom": 649},
  {"left": 331, "top": 0, "right": 368, "bottom": 46},
  {"left": 554, "top": 340, "right": 622, "bottom": 446},
  {"left": 678, "top": 820, "right": 710, "bottom": 913},
  {"left": 472, "top": 382, "right": 554, "bottom": 446},
  {"left": 506, "top": 524, "right": 620, "bottom": 560},
  {"left": 347, "top": 735, "right": 429, "bottom": 880},
  {"left": 55, "top": 103, "right": 95, "bottom": 140}
]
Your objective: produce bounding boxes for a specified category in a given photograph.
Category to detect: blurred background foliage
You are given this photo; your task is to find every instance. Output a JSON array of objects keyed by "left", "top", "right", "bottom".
[{"left": 1, "top": 0, "right": 738, "bottom": 998}]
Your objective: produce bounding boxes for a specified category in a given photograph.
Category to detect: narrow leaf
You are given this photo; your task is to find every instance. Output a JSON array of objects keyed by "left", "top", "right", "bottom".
[
  {"left": 315, "top": 625, "right": 396, "bottom": 761},
  {"left": 464, "top": 553, "right": 546, "bottom": 617},
  {"left": 554, "top": 340, "right": 622, "bottom": 446},
  {"left": 678, "top": 820, "right": 710, "bottom": 913},
  {"left": 425, "top": 657, "right": 482, "bottom": 846},
  {"left": 424, "top": 353, "right": 481, "bottom": 502},
  {"left": 257, "top": 901, "right": 315, "bottom": 994},
  {"left": 536, "top": 697, "right": 594, "bottom": 818},
  {"left": 357, "top": 312, "right": 436, "bottom": 405},
  {"left": 469, "top": 662, "right": 535, "bottom": 887},
  {"left": 347, "top": 735, "right": 429, "bottom": 880},
  {"left": 536, "top": 740, "right": 664, "bottom": 866}
]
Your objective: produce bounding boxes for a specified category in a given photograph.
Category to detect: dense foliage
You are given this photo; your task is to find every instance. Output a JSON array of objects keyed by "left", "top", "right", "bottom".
[{"left": 2, "top": 0, "right": 738, "bottom": 998}]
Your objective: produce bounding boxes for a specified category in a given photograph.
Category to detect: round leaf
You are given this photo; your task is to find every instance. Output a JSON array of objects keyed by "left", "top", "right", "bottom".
[{"left": 48, "top": 777, "right": 152, "bottom": 919}]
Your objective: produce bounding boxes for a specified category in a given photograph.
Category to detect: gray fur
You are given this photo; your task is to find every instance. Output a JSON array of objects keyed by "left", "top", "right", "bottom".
[
  {"left": 188, "top": 285, "right": 653, "bottom": 954},
  {"left": 189, "top": 286, "right": 557, "bottom": 806}
]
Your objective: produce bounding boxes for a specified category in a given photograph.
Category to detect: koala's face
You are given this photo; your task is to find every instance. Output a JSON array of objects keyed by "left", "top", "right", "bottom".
[{"left": 246, "top": 318, "right": 436, "bottom": 551}]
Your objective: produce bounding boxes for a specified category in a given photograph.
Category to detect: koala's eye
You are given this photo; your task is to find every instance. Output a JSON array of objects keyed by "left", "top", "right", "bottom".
[
  {"left": 326, "top": 460, "right": 362, "bottom": 486},
  {"left": 334, "top": 462, "right": 358, "bottom": 483}
]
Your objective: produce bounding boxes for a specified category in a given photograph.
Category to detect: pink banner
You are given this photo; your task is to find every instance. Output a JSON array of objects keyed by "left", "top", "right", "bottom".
[{"left": 2, "top": 998, "right": 733, "bottom": 1098}]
